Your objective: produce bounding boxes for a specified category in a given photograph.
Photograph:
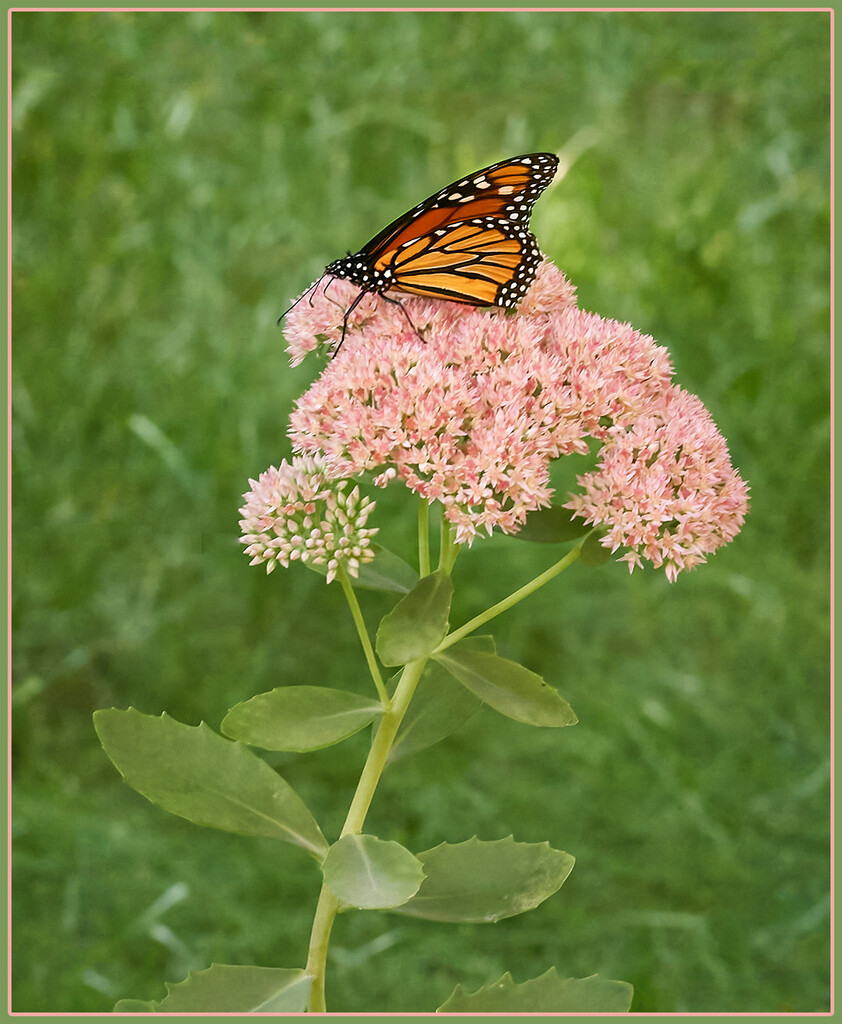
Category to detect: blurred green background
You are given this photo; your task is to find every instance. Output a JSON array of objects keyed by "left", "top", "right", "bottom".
[{"left": 11, "top": 10, "right": 830, "bottom": 1014}]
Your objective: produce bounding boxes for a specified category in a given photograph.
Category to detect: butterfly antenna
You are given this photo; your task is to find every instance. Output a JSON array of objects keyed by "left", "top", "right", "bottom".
[{"left": 277, "top": 278, "right": 321, "bottom": 326}]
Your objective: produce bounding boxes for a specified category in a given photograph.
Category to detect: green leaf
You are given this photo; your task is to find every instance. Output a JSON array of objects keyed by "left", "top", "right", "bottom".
[
  {"left": 580, "top": 529, "right": 612, "bottom": 566},
  {"left": 376, "top": 570, "right": 453, "bottom": 666},
  {"left": 322, "top": 834, "right": 425, "bottom": 909},
  {"left": 113, "top": 999, "right": 159, "bottom": 1011},
  {"left": 160, "top": 964, "right": 311, "bottom": 1012},
  {"left": 392, "top": 836, "right": 574, "bottom": 922},
  {"left": 305, "top": 543, "right": 420, "bottom": 593},
  {"left": 433, "top": 646, "right": 577, "bottom": 727},
  {"left": 222, "top": 686, "right": 382, "bottom": 752},
  {"left": 438, "top": 968, "right": 634, "bottom": 1012},
  {"left": 93, "top": 708, "right": 328, "bottom": 857},
  {"left": 513, "top": 505, "right": 590, "bottom": 543},
  {"left": 389, "top": 644, "right": 490, "bottom": 762},
  {"left": 356, "top": 545, "right": 421, "bottom": 592}
]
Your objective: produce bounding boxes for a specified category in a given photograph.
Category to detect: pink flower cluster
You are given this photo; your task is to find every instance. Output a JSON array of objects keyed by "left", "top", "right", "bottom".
[
  {"left": 239, "top": 457, "right": 378, "bottom": 583},
  {"left": 281, "top": 260, "right": 748, "bottom": 579},
  {"left": 565, "top": 387, "right": 749, "bottom": 582}
]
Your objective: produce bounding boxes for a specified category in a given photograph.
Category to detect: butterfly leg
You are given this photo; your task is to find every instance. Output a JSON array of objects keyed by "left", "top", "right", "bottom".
[
  {"left": 333, "top": 287, "right": 369, "bottom": 356},
  {"left": 331, "top": 288, "right": 422, "bottom": 358},
  {"left": 379, "top": 295, "right": 424, "bottom": 343}
]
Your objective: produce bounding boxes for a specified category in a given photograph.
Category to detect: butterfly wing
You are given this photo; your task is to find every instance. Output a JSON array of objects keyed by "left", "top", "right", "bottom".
[
  {"left": 359, "top": 153, "right": 558, "bottom": 307},
  {"left": 360, "top": 153, "right": 558, "bottom": 255},
  {"left": 375, "top": 217, "right": 541, "bottom": 307}
]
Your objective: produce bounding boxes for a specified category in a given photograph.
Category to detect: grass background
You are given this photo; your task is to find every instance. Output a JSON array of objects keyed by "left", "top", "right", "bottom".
[{"left": 11, "top": 10, "right": 830, "bottom": 1014}]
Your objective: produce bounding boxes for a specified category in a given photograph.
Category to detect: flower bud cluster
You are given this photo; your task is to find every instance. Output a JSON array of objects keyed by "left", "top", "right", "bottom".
[{"left": 239, "top": 457, "right": 378, "bottom": 583}]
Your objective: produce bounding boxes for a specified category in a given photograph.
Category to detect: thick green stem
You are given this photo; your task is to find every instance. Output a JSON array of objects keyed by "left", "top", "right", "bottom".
[
  {"left": 303, "top": 885, "right": 340, "bottom": 1012},
  {"left": 304, "top": 658, "right": 426, "bottom": 1011},
  {"left": 434, "top": 540, "right": 584, "bottom": 655},
  {"left": 340, "top": 658, "right": 425, "bottom": 835}
]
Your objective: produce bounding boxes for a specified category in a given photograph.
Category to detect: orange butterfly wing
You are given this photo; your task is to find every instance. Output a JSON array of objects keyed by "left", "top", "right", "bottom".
[
  {"left": 319, "top": 153, "right": 558, "bottom": 339},
  {"left": 334, "top": 154, "right": 558, "bottom": 307},
  {"left": 359, "top": 155, "right": 558, "bottom": 259},
  {"left": 376, "top": 220, "right": 534, "bottom": 306}
]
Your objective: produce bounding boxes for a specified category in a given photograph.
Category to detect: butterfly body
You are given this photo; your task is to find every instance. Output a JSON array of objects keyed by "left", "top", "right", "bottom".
[{"left": 285, "top": 152, "right": 559, "bottom": 350}]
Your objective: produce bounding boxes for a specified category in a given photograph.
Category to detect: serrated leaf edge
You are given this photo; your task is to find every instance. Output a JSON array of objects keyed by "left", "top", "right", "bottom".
[
  {"left": 94, "top": 708, "right": 329, "bottom": 856},
  {"left": 160, "top": 963, "right": 311, "bottom": 1012},
  {"left": 438, "top": 967, "right": 634, "bottom": 1012}
]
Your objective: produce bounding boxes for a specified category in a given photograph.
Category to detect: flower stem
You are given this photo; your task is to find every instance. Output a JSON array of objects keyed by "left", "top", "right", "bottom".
[
  {"left": 418, "top": 500, "right": 431, "bottom": 577},
  {"left": 304, "top": 657, "right": 426, "bottom": 1011},
  {"left": 340, "top": 657, "right": 425, "bottom": 834},
  {"left": 303, "top": 885, "right": 340, "bottom": 1012},
  {"left": 438, "top": 517, "right": 460, "bottom": 575},
  {"left": 337, "top": 563, "right": 388, "bottom": 704},
  {"left": 434, "top": 540, "right": 584, "bottom": 655}
]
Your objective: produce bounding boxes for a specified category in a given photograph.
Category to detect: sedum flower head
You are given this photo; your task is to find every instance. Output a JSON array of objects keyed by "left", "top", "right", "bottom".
[
  {"left": 239, "top": 456, "right": 378, "bottom": 583},
  {"left": 565, "top": 386, "right": 749, "bottom": 582},
  {"left": 283, "top": 260, "right": 748, "bottom": 578}
]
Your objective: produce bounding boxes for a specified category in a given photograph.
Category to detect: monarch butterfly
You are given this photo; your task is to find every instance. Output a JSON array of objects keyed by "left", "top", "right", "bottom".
[{"left": 284, "top": 152, "right": 559, "bottom": 351}]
